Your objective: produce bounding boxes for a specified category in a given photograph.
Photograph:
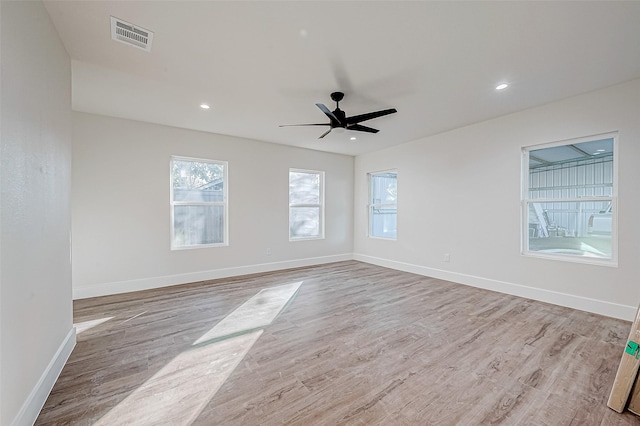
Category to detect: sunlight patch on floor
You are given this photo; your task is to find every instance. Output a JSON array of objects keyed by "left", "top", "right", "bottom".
[
  {"left": 123, "top": 310, "right": 148, "bottom": 323},
  {"left": 94, "top": 330, "right": 263, "bottom": 426},
  {"left": 74, "top": 317, "right": 113, "bottom": 335},
  {"left": 193, "top": 281, "right": 303, "bottom": 345}
]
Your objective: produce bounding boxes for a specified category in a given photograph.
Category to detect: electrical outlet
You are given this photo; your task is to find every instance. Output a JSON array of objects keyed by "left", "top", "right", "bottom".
[
  {"left": 444, "top": 253, "right": 451, "bottom": 262},
  {"left": 266, "top": 248, "right": 272, "bottom": 256}
]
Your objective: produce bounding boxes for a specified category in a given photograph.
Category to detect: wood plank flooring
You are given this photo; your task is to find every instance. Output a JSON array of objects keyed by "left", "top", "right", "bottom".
[{"left": 36, "top": 261, "right": 640, "bottom": 425}]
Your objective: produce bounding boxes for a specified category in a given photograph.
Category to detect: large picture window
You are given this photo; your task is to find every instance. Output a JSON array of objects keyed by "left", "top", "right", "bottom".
[
  {"left": 289, "top": 169, "right": 324, "bottom": 240},
  {"left": 171, "top": 156, "right": 228, "bottom": 249},
  {"left": 522, "top": 133, "right": 617, "bottom": 264},
  {"left": 369, "top": 170, "right": 397, "bottom": 239}
]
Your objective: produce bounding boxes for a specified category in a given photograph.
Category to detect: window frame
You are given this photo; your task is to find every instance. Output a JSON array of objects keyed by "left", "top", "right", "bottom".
[
  {"left": 368, "top": 169, "right": 398, "bottom": 240},
  {"left": 170, "top": 155, "right": 229, "bottom": 250},
  {"left": 521, "top": 132, "right": 618, "bottom": 266},
  {"left": 288, "top": 168, "right": 325, "bottom": 241}
]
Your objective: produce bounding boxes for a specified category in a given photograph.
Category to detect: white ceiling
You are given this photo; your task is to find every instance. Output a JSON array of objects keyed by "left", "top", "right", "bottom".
[{"left": 43, "top": 1, "right": 640, "bottom": 156}]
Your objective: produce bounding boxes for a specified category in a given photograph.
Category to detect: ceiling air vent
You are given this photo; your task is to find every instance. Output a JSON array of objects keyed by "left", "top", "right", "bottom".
[{"left": 110, "top": 16, "right": 154, "bottom": 52}]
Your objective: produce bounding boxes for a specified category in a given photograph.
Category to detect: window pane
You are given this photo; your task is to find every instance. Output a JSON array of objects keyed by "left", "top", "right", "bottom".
[
  {"left": 173, "top": 205, "right": 225, "bottom": 246},
  {"left": 528, "top": 139, "right": 614, "bottom": 200},
  {"left": 371, "top": 206, "right": 397, "bottom": 239},
  {"left": 289, "top": 172, "right": 320, "bottom": 204},
  {"left": 172, "top": 160, "right": 224, "bottom": 202},
  {"left": 290, "top": 206, "right": 320, "bottom": 238},
  {"left": 369, "top": 170, "right": 397, "bottom": 239},
  {"left": 527, "top": 201, "right": 611, "bottom": 259},
  {"left": 371, "top": 173, "right": 397, "bottom": 204}
]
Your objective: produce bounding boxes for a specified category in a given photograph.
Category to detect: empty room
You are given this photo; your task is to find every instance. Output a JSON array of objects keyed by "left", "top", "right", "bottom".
[{"left": 3, "top": 1, "right": 640, "bottom": 425}]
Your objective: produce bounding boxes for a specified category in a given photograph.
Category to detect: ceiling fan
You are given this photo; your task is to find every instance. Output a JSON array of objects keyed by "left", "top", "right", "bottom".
[{"left": 279, "top": 92, "right": 397, "bottom": 139}]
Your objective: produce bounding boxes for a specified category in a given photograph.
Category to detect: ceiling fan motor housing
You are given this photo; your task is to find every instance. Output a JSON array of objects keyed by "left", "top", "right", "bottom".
[{"left": 331, "top": 108, "right": 347, "bottom": 128}]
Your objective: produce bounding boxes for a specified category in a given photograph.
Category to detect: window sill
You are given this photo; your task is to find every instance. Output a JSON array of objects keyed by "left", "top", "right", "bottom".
[
  {"left": 289, "top": 236, "right": 325, "bottom": 242},
  {"left": 522, "top": 250, "right": 617, "bottom": 267},
  {"left": 171, "top": 242, "right": 229, "bottom": 250}
]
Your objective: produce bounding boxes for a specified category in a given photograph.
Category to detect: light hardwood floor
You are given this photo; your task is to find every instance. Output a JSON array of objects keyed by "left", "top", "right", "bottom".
[{"left": 36, "top": 261, "right": 640, "bottom": 425}]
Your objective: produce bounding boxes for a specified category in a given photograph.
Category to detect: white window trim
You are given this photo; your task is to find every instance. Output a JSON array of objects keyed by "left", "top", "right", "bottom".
[
  {"left": 170, "top": 155, "right": 229, "bottom": 250},
  {"left": 521, "top": 132, "right": 618, "bottom": 266},
  {"left": 289, "top": 168, "right": 325, "bottom": 241},
  {"left": 368, "top": 169, "right": 398, "bottom": 240}
]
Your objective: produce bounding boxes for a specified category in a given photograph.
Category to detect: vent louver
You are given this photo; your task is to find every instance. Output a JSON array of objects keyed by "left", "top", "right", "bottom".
[{"left": 110, "top": 16, "right": 154, "bottom": 52}]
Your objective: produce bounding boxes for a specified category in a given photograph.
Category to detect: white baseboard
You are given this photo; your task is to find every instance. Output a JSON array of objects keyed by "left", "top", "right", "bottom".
[
  {"left": 73, "top": 252, "right": 635, "bottom": 320},
  {"left": 354, "top": 254, "right": 636, "bottom": 321},
  {"left": 73, "top": 254, "right": 354, "bottom": 300},
  {"left": 12, "top": 327, "right": 76, "bottom": 426}
]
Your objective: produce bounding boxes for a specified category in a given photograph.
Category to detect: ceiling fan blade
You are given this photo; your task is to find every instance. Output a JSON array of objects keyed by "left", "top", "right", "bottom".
[
  {"left": 316, "top": 103, "right": 341, "bottom": 124},
  {"left": 318, "top": 128, "right": 332, "bottom": 139},
  {"left": 347, "top": 124, "right": 379, "bottom": 134},
  {"left": 346, "top": 108, "right": 397, "bottom": 124},
  {"left": 279, "top": 123, "right": 330, "bottom": 127}
]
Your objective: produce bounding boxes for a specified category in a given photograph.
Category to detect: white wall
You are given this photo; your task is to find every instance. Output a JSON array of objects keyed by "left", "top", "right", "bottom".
[
  {"left": 0, "top": 2, "right": 75, "bottom": 424},
  {"left": 72, "top": 112, "right": 354, "bottom": 298},
  {"left": 354, "top": 79, "right": 640, "bottom": 320}
]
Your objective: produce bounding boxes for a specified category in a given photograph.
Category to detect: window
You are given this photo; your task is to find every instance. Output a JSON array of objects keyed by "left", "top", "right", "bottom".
[
  {"left": 369, "top": 170, "right": 397, "bottom": 239},
  {"left": 171, "top": 156, "right": 228, "bottom": 249},
  {"left": 522, "top": 133, "right": 617, "bottom": 264},
  {"left": 289, "top": 169, "right": 324, "bottom": 240}
]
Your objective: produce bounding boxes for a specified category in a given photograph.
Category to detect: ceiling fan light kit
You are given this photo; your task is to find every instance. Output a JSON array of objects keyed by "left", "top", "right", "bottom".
[{"left": 280, "top": 92, "right": 397, "bottom": 139}]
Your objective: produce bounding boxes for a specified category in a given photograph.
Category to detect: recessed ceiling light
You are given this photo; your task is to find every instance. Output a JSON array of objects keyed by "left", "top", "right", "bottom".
[
  {"left": 495, "top": 83, "right": 509, "bottom": 91},
  {"left": 350, "top": 137, "right": 357, "bottom": 141},
  {"left": 200, "top": 104, "right": 210, "bottom": 109}
]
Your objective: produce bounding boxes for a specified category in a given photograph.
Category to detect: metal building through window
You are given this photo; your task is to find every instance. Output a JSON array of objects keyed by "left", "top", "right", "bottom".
[{"left": 522, "top": 134, "right": 617, "bottom": 265}]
